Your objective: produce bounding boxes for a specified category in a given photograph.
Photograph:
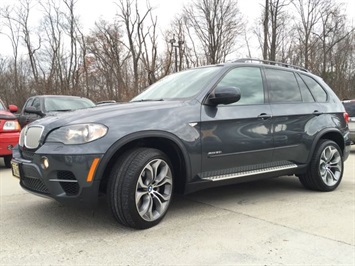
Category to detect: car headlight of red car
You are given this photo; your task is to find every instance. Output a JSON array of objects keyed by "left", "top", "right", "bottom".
[{"left": 3, "top": 120, "right": 21, "bottom": 131}]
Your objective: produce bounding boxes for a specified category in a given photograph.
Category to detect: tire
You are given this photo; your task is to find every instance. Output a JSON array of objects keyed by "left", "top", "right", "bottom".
[
  {"left": 299, "top": 140, "right": 343, "bottom": 191},
  {"left": 107, "top": 148, "right": 173, "bottom": 229},
  {"left": 4, "top": 155, "right": 12, "bottom": 168}
]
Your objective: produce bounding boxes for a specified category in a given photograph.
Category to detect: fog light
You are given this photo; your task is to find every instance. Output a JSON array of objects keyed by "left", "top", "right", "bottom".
[{"left": 41, "top": 157, "right": 49, "bottom": 169}]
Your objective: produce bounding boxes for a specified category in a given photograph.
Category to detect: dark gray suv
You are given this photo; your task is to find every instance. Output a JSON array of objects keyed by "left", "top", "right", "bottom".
[{"left": 12, "top": 59, "right": 351, "bottom": 229}]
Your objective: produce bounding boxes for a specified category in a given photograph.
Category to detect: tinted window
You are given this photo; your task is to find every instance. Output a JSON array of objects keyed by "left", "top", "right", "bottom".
[
  {"left": 295, "top": 74, "right": 315, "bottom": 102},
  {"left": 32, "top": 98, "right": 40, "bottom": 109},
  {"left": 299, "top": 74, "right": 327, "bottom": 102},
  {"left": 265, "top": 68, "right": 301, "bottom": 103},
  {"left": 24, "top": 98, "right": 34, "bottom": 108},
  {"left": 343, "top": 101, "right": 355, "bottom": 117},
  {"left": 216, "top": 67, "right": 264, "bottom": 105}
]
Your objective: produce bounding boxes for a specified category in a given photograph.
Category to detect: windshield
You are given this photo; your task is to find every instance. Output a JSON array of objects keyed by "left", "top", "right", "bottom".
[
  {"left": 0, "top": 101, "right": 5, "bottom": 110},
  {"left": 44, "top": 97, "right": 95, "bottom": 112},
  {"left": 131, "top": 66, "right": 222, "bottom": 101}
]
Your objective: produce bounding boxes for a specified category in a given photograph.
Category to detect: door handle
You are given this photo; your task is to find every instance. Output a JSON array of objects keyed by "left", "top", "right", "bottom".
[
  {"left": 313, "top": 110, "right": 323, "bottom": 116},
  {"left": 258, "top": 113, "right": 272, "bottom": 119}
]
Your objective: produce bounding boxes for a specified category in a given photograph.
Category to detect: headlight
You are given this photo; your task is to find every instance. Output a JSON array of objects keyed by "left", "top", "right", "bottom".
[
  {"left": 46, "top": 124, "right": 108, "bottom": 144},
  {"left": 3, "top": 120, "right": 20, "bottom": 131}
]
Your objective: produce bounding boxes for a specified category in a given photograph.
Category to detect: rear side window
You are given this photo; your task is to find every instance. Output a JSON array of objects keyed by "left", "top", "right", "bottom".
[
  {"left": 343, "top": 101, "right": 355, "bottom": 117},
  {"left": 265, "top": 68, "right": 301, "bottom": 103},
  {"left": 216, "top": 67, "right": 264, "bottom": 105},
  {"left": 299, "top": 74, "right": 327, "bottom": 102}
]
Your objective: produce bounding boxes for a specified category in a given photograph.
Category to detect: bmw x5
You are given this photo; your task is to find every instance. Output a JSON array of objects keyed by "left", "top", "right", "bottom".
[{"left": 12, "top": 59, "right": 351, "bottom": 229}]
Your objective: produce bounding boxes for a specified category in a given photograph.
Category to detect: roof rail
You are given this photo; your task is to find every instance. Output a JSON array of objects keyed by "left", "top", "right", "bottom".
[{"left": 233, "top": 58, "right": 309, "bottom": 72}]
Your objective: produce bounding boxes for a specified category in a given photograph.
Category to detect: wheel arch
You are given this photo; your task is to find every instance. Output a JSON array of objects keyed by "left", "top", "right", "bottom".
[
  {"left": 309, "top": 128, "right": 346, "bottom": 162},
  {"left": 96, "top": 131, "right": 191, "bottom": 194}
]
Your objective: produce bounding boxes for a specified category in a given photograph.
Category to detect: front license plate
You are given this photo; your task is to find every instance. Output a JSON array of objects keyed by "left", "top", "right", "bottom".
[{"left": 11, "top": 162, "right": 20, "bottom": 178}]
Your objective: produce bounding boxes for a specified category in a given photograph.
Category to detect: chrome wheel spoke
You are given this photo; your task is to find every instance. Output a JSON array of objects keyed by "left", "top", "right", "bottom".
[
  {"left": 153, "top": 188, "right": 172, "bottom": 202},
  {"left": 135, "top": 190, "right": 148, "bottom": 204},
  {"left": 137, "top": 194, "right": 153, "bottom": 218},
  {"left": 319, "top": 145, "right": 342, "bottom": 186},
  {"left": 135, "top": 157, "right": 172, "bottom": 222},
  {"left": 152, "top": 194, "right": 169, "bottom": 214}
]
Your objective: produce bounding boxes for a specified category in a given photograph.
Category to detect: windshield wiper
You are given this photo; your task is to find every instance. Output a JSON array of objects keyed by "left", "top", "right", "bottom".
[
  {"left": 49, "top": 109, "right": 73, "bottom": 112},
  {"left": 131, "top": 99, "right": 164, "bottom": 102}
]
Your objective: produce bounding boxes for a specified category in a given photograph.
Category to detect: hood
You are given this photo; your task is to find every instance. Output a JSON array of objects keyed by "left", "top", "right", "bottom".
[
  {"left": 0, "top": 110, "right": 17, "bottom": 120},
  {"left": 30, "top": 100, "right": 185, "bottom": 130}
]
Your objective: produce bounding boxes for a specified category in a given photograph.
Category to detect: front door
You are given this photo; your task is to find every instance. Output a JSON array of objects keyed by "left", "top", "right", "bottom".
[{"left": 200, "top": 66, "right": 274, "bottom": 178}]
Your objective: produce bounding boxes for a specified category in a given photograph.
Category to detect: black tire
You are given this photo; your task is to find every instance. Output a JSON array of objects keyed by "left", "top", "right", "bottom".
[
  {"left": 4, "top": 155, "right": 12, "bottom": 168},
  {"left": 107, "top": 148, "right": 173, "bottom": 229},
  {"left": 298, "top": 140, "right": 343, "bottom": 191}
]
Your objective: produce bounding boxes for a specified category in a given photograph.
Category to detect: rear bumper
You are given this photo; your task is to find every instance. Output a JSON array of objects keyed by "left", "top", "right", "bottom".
[
  {"left": 0, "top": 132, "right": 19, "bottom": 156},
  {"left": 349, "top": 132, "right": 355, "bottom": 144},
  {"left": 11, "top": 146, "right": 104, "bottom": 207}
]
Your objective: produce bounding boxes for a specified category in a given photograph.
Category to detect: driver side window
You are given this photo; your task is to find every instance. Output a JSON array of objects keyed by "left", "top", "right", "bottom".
[{"left": 216, "top": 67, "right": 264, "bottom": 105}]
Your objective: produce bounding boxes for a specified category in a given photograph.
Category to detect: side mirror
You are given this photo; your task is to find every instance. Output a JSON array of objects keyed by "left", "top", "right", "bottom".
[
  {"left": 25, "top": 106, "right": 45, "bottom": 117},
  {"left": 207, "top": 86, "right": 241, "bottom": 106},
  {"left": 8, "top": 104, "right": 18, "bottom": 113}
]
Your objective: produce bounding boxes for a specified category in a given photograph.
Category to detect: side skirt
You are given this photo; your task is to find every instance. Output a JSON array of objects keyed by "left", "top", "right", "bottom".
[{"left": 199, "top": 161, "right": 298, "bottom": 182}]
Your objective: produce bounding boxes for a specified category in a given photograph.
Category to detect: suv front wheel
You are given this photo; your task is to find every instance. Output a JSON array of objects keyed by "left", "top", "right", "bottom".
[
  {"left": 107, "top": 148, "right": 173, "bottom": 229},
  {"left": 299, "top": 140, "right": 343, "bottom": 191}
]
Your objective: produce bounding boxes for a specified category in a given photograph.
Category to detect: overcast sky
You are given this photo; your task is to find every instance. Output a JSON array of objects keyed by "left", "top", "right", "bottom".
[{"left": 0, "top": 0, "right": 354, "bottom": 57}]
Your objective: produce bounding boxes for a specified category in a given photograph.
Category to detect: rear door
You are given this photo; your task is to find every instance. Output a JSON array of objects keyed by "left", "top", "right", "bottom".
[{"left": 265, "top": 68, "right": 323, "bottom": 164}]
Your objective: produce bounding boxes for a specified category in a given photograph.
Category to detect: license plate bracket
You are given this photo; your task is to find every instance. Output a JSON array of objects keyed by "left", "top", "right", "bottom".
[{"left": 11, "top": 162, "right": 20, "bottom": 178}]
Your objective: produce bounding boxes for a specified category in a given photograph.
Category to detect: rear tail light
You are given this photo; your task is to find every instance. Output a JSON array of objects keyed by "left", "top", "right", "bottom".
[{"left": 344, "top": 112, "right": 349, "bottom": 123}]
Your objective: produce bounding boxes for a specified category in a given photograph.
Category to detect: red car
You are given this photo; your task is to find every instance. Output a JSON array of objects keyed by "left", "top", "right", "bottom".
[{"left": 0, "top": 99, "right": 20, "bottom": 168}]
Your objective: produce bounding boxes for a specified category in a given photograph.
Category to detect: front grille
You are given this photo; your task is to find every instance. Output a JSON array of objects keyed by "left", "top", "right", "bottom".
[
  {"left": 21, "top": 177, "right": 49, "bottom": 194},
  {"left": 57, "top": 171, "right": 80, "bottom": 196},
  {"left": 24, "top": 126, "right": 44, "bottom": 149}
]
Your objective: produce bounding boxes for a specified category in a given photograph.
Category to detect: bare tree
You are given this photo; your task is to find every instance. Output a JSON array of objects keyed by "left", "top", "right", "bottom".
[
  {"left": 115, "top": 0, "right": 153, "bottom": 94},
  {"left": 183, "top": 0, "right": 244, "bottom": 64},
  {"left": 85, "top": 20, "right": 130, "bottom": 101},
  {"left": 0, "top": 6, "right": 21, "bottom": 96},
  {"left": 261, "top": 0, "right": 291, "bottom": 61},
  {"left": 292, "top": 0, "right": 323, "bottom": 69}
]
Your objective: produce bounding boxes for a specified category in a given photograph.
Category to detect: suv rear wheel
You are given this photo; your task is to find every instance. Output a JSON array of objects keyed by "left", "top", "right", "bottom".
[
  {"left": 107, "top": 148, "right": 173, "bottom": 229},
  {"left": 299, "top": 140, "right": 343, "bottom": 191}
]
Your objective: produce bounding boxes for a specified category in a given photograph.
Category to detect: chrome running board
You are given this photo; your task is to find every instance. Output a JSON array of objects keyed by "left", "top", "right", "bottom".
[{"left": 201, "top": 162, "right": 297, "bottom": 182}]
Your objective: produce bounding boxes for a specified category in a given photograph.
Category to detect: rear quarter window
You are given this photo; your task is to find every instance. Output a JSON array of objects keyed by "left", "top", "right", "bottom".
[{"left": 299, "top": 74, "right": 327, "bottom": 102}]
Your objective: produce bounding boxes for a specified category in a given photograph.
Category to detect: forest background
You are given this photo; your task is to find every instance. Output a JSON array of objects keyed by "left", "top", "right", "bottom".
[{"left": 0, "top": 0, "right": 354, "bottom": 108}]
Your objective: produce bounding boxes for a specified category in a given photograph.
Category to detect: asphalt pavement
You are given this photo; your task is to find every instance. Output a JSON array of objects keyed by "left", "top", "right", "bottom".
[{"left": 1, "top": 147, "right": 354, "bottom": 265}]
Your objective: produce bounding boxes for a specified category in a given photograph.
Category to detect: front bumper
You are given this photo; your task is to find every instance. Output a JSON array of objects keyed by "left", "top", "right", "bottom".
[
  {"left": 0, "top": 132, "right": 20, "bottom": 156},
  {"left": 12, "top": 145, "right": 103, "bottom": 207}
]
